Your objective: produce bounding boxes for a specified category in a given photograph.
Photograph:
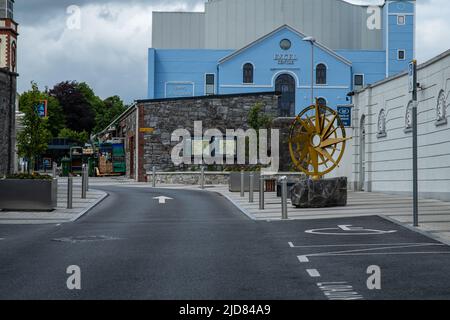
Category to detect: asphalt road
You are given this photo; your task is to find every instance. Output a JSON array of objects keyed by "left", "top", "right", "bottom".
[{"left": 0, "top": 186, "right": 450, "bottom": 300}]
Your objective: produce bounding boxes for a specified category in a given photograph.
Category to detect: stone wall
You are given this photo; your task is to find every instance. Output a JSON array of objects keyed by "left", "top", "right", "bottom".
[
  {"left": 137, "top": 92, "right": 280, "bottom": 181},
  {"left": 0, "top": 69, "right": 17, "bottom": 176},
  {"left": 147, "top": 172, "right": 230, "bottom": 185}
]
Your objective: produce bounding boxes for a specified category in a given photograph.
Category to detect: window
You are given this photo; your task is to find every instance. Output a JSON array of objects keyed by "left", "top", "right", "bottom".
[
  {"left": 317, "top": 97, "right": 327, "bottom": 107},
  {"left": 243, "top": 63, "right": 254, "bottom": 84},
  {"left": 11, "top": 41, "right": 16, "bottom": 71},
  {"left": 436, "top": 89, "right": 448, "bottom": 126},
  {"left": 354, "top": 74, "right": 364, "bottom": 87},
  {"left": 280, "top": 39, "right": 291, "bottom": 50},
  {"left": 205, "top": 74, "right": 215, "bottom": 95},
  {"left": 316, "top": 63, "right": 327, "bottom": 85},
  {"left": 398, "top": 50, "right": 406, "bottom": 60},
  {"left": 397, "top": 15, "right": 406, "bottom": 25},
  {"left": 377, "top": 109, "right": 387, "bottom": 138}
]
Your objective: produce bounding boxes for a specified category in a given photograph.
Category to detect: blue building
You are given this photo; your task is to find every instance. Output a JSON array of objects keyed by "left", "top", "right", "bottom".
[{"left": 148, "top": 0, "right": 415, "bottom": 115}]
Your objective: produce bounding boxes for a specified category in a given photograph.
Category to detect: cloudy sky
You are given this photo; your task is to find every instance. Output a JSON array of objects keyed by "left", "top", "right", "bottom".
[{"left": 15, "top": 0, "right": 450, "bottom": 103}]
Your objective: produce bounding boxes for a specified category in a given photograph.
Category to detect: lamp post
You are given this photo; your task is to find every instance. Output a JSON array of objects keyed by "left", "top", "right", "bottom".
[{"left": 303, "top": 36, "right": 316, "bottom": 105}]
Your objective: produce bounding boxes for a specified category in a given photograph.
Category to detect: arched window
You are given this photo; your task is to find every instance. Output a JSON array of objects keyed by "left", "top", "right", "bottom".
[
  {"left": 243, "top": 63, "right": 254, "bottom": 84},
  {"left": 377, "top": 109, "right": 387, "bottom": 138},
  {"left": 316, "top": 63, "right": 327, "bottom": 85}
]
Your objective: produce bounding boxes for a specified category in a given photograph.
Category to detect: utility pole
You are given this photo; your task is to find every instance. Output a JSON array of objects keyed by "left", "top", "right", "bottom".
[
  {"left": 303, "top": 36, "right": 316, "bottom": 105},
  {"left": 409, "top": 60, "right": 419, "bottom": 227}
]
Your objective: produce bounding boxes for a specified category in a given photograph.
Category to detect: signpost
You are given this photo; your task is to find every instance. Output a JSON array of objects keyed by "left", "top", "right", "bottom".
[
  {"left": 410, "top": 60, "right": 419, "bottom": 227},
  {"left": 337, "top": 106, "right": 352, "bottom": 127}
]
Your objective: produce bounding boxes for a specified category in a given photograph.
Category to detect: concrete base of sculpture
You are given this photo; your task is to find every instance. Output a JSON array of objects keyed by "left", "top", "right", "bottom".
[{"left": 291, "top": 177, "right": 347, "bottom": 208}]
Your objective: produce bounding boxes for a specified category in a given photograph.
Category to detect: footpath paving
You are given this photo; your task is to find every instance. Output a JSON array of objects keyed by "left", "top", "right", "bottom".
[{"left": 0, "top": 177, "right": 108, "bottom": 225}]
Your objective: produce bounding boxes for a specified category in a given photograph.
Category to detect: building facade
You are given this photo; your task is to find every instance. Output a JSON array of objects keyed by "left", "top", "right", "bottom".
[
  {"left": 0, "top": 0, "right": 17, "bottom": 176},
  {"left": 350, "top": 49, "right": 450, "bottom": 201},
  {"left": 149, "top": 0, "right": 415, "bottom": 115}
]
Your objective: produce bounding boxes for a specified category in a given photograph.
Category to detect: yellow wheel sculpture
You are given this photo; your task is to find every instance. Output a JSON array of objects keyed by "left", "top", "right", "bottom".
[{"left": 289, "top": 101, "right": 351, "bottom": 180}]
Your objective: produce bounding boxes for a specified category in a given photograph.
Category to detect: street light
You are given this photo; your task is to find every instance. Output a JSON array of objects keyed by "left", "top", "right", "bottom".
[{"left": 303, "top": 36, "right": 316, "bottom": 105}]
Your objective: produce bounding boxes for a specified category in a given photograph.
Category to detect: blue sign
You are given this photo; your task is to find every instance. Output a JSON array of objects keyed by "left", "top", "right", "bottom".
[
  {"left": 337, "top": 106, "right": 352, "bottom": 127},
  {"left": 35, "top": 100, "right": 47, "bottom": 118},
  {"left": 166, "top": 82, "right": 194, "bottom": 98}
]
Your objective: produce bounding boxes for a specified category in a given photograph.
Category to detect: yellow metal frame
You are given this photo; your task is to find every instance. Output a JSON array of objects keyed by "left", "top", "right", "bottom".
[{"left": 288, "top": 100, "right": 351, "bottom": 180}]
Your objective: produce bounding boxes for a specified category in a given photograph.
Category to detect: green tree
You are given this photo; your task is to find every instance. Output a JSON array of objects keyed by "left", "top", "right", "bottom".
[
  {"left": 248, "top": 102, "right": 273, "bottom": 132},
  {"left": 58, "top": 128, "right": 89, "bottom": 145},
  {"left": 20, "top": 82, "right": 65, "bottom": 137},
  {"left": 17, "top": 83, "right": 52, "bottom": 173},
  {"left": 94, "top": 95, "right": 127, "bottom": 134}
]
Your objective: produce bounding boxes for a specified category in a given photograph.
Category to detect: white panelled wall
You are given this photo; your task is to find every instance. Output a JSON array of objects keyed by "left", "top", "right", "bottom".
[{"left": 349, "top": 50, "right": 450, "bottom": 201}]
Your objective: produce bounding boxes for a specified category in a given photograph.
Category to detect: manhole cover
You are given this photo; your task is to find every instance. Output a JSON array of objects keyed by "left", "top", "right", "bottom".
[{"left": 52, "top": 235, "right": 121, "bottom": 243}]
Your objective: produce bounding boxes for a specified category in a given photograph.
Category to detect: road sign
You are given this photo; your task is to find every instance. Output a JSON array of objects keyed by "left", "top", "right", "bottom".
[
  {"left": 337, "top": 106, "right": 352, "bottom": 127},
  {"left": 35, "top": 100, "right": 48, "bottom": 118},
  {"left": 140, "top": 128, "right": 155, "bottom": 134},
  {"left": 408, "top": 61, "right": 415, "bottom": 93}
]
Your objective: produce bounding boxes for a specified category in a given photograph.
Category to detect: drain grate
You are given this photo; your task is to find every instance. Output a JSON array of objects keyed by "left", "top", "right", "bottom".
[{"left": 52, "top": 235, "right": 121, "bottom": 243}]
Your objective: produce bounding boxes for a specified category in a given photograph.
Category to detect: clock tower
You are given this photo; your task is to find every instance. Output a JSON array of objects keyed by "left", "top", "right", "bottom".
[{"left": 0, "top": 0, "right": 17, "bottom": 72}]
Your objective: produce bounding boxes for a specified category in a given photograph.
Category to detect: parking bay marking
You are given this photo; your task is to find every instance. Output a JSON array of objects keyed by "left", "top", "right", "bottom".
[
  {"left": 295, "top": 243, "right": 448, "bottom": 263},
  {"left": 306, "top": 269, "right": 321, "bottom": 278}
]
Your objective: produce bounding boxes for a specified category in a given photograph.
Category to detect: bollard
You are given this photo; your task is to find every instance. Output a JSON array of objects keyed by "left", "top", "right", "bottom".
[
  {"left": 152, "top": 166, "right": 156, "bottom": 188},
  {"left": 67, "top": 177, "right": 73, "bottom": 209},
  {"left": 240, "top": 170, "right": 245, "bottom": 198},
  {"left": 201, "top": 166, "right": 205, "bottom": 189},
  {"left": 86, "top": 166, "right": 89, "bottom": 192},
  {"left": 249, "top": 173, "right": 254, "bottom": 203},
  {"left": 52, "top": 162, "right": 57, "bottom": 178},
  {"left": 281, "top": 177, "right": 288, "bottom": 220},
  {"left": 81, "top": 165, "right": 87, "bottom": 199},
  {"left": 259, "top": 176, "right": 265, "bottom": 210}
]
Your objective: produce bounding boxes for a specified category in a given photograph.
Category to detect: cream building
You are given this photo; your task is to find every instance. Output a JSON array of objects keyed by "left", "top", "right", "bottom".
[{"left": 349, "top": 49, "right": 450, "bottom": 201}]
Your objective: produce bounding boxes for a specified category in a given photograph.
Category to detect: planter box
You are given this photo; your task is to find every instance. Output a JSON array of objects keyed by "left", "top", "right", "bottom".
[
  {"left": 229, "top": 172, "right": 261, "bottom": 192},
  {"left": 0, "top": 179, "right": 58, "bottom": 211}
]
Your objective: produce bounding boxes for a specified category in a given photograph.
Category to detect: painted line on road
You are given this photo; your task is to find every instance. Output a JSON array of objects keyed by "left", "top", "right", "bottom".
[
  {"left": 297, "top": 255, "right": 309, "bottom": 263},
  {"left": 306, "top": 269, "right": 321, "bottom": 278},
  {"left": 298, "top": 243, "right": 449, "bottom": 261},
  {"left": 288, "top": 242, "right": 444, "bottom": 249}
]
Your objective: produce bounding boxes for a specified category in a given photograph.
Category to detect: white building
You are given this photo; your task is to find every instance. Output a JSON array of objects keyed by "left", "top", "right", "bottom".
[{"left": 349, "top": 49, "right": 450, "bottom": 201}]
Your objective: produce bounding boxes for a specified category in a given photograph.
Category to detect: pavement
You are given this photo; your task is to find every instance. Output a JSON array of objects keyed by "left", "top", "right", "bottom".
[
  {"left": 1, "top": 185, "right": 450, "bottom": 299},
  {"left": 0, "top": 178, "right": 108, "bottom": 224}
]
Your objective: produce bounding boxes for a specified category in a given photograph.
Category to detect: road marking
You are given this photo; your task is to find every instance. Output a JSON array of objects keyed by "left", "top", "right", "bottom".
[
  {"left": 305, "top": 225, "right": 397, "bottom": 236},
  {"left": 307, "top": 269, "right": 321, "bottom": 278},
  {"left": 153, "top": 196, "right": 173, "bottom": 204},
  {"left": 317, "top": 282, "right": 364, "bottom": 300},
  {"left": 288, "top": 242, "right": 444, "bottom": 249},
  {"left": 297, "top": 243, "right": 449, "bottom": 261},
  {"left": 297, "top": 255, "right": 309, "bottom": 263},
  {"left": 0, "top": 238, "right": 4, "bottom": 241}
]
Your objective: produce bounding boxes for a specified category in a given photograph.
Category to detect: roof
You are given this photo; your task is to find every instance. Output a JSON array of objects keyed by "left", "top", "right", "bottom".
[{"left": 218, "top": 24, "right": 352, "bottom": 66}]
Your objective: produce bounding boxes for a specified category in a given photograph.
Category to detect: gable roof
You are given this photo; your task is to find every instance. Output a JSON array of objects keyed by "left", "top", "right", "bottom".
[{"left": 218, "top": 24, "right": 352, "bottom": 66}]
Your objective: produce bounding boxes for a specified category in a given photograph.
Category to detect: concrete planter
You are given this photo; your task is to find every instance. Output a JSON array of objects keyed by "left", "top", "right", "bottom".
[
  {"left": 229, "top": 172, "right": 261, "bottom": 192},
  {"left": 0, "top": 179, "right": 58, "bottom": 211}
]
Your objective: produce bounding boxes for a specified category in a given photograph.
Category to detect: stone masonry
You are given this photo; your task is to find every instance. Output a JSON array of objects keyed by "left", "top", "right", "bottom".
[{"left": 0, "top": 69, "right": 17, "bottom": 176}]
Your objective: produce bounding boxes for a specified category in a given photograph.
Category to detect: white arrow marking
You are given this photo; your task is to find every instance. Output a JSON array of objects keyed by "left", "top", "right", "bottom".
[{"left": 153, "top": 196, "right": 173, "bottom": 204}]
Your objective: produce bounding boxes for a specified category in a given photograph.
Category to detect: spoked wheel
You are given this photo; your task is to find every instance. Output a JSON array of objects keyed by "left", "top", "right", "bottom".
[{"left": 288, "top": 101, "right": 350, "bottom": 179}]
